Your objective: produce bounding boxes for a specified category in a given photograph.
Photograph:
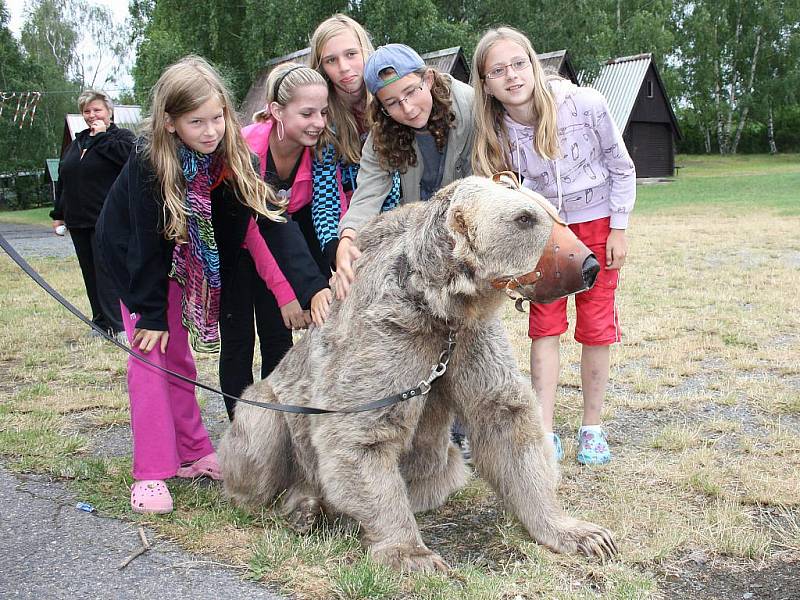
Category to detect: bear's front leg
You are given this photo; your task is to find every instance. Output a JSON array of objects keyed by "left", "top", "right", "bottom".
[
  {"left": 452, "top": 324, "right": 617, "bottom": 560},
  {"left": 466, "top": 399, "right": 617, "bottom": 559},
  {"left": 314, "top": 429, "right": 448, "bottom": 573}
]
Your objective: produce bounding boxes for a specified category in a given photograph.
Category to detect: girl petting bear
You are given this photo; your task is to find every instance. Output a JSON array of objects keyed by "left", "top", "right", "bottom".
[
  {"left": 334, "top": 42, "right": 475, "bottom": 298},
  {"left": 97, "top": 56, "right": 328, "bottom": 513},
  {"left": 222, "top": 63, "right": 335, "bottom": 418}
]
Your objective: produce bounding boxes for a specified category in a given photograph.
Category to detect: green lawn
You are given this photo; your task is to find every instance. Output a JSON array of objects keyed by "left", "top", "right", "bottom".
[
  {"left": 636, "top": 153, "right": 800, "bottom": 215},
  {"left": 0, "top": 206, "right": 52, "bottom": 226}
]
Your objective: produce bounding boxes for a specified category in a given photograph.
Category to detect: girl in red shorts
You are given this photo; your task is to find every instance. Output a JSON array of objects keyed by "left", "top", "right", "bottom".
[{"left": 471, "top": 27, "right": 636, "bottom": 464}]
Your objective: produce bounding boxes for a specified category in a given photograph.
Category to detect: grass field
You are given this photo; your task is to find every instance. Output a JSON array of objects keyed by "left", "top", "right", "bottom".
[
  {"left": 1, "top": 154, "right": 798, "bottom": 599},
  {"left": 0, "top": 206, "right": 52, "bottom": 226}
]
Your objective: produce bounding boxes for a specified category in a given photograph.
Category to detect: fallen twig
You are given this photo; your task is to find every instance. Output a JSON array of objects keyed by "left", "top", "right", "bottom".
[{"left": 118, "top": 525, "right": 151, "bottom": 570}]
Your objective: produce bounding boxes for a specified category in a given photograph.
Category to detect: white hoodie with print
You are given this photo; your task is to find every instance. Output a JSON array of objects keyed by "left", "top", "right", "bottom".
[{"left": 505, "top": 79, "right": 636, "bottom": 228}]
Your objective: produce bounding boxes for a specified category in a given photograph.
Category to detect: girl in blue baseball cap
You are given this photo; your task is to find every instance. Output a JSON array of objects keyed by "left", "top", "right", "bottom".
[{"left": 333, "top": 43, "right": 475, "bottom": 299}]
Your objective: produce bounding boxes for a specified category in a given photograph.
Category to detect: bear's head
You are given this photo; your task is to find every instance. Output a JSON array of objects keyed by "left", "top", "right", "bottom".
[{"left": 444, "top": 175, "right": 599, "bottom": 305}]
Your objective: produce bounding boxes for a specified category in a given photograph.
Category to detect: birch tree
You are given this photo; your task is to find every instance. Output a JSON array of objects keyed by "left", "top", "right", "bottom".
[{"left": 675, "top": 0, "right": 800, "bottom": 153}]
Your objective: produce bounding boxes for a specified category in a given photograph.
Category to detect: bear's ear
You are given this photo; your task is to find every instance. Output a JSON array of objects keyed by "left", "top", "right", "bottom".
[
  {"left": 448, "top": 206, "right": 469, "bottom": 237},
  {"left": 446, "top": 203, "right": 478, "bottom": 259}
]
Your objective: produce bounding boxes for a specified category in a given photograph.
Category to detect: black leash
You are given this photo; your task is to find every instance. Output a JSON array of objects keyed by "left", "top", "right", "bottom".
[{"left": 0, "top": 231, "right": 455, "bottom": 415}]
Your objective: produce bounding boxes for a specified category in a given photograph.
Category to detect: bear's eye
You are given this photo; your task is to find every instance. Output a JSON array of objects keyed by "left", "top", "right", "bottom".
[{"left": 515, "top": 212, "right": 536, "bottom": 226}]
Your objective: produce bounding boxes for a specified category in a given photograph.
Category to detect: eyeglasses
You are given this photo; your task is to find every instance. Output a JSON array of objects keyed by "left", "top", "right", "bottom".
[
  {"left": 380, "top": 80, "right": 426, "bottom": 115},
  {"left": 483, "top": 58, "right": 532, "bottom": 80}
]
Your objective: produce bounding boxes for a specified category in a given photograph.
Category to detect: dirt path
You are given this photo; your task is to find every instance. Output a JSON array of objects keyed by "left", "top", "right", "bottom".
[{"left": 0, "top": 221, "right": 75, "bottom": 259}]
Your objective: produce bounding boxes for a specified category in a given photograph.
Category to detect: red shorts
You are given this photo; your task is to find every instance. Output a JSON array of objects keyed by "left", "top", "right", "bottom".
[{"left": 528, "top": 217, "right": 621, "bottom": 345}]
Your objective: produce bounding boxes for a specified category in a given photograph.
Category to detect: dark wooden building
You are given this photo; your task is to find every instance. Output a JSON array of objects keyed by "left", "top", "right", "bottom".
[
  {"left": 589, "top": 54, "right": 681, "bottom": 178},
  {"left": 240, "top": 48, "right": 312, "bottom": 123},
  {"left": 538, "top": 50, "right": 579, "bottom": 84},
  {"left": 240, "top": 46, "right": 470, "bottom": 123},
  {"left": 420, "top": 47, "right": 470, "bottom": 82}
]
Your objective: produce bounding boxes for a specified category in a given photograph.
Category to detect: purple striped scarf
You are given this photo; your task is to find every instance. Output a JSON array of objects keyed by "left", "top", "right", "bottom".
[{"left": 170, "top": 145, "right": 223, "bottom": 352}]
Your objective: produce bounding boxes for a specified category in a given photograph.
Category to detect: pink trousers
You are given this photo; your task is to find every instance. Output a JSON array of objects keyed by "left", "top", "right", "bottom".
[{"left": 120, "top": 279, "right": 214, "bottom": 480}]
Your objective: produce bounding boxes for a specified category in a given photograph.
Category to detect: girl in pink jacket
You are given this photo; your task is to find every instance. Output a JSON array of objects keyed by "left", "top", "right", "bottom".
[
  {"left": 219, "top": 64, "right": 335, "bottom": 419},
  {"left": 472, "top": 27, "right": 636, "bottom": 465}
]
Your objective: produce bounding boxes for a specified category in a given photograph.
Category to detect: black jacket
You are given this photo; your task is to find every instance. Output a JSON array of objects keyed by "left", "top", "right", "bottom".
[
  {"left": 50, "top": 123, "right": 135, "bottom": 228},
  {"left": 96, "top": 147, "right": 328, "bottom": 331}
]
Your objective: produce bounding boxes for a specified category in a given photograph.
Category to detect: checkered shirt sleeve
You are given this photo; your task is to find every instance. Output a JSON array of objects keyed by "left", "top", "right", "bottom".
[{"left": 311, "top": 146, "right": 342, "bottom": 255}]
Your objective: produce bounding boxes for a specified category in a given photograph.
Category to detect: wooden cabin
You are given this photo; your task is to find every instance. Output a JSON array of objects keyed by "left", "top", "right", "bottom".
[
  {"left": 538, "top": 50, "right": 579, "bottom": 84},
  {"left": 589, "top": 54, "right": 681, "bottom": 177}
]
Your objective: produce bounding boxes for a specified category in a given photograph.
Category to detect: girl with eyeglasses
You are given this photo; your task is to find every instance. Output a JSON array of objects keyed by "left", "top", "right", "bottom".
[
  {"left": 308, "top": 15, "right": 401, "bottom": 276},
  {"left": 472, "top": 27, "right": 636, "bottom": 466},
  {"left": 334, "top": 43, "right": 475, "bottom": 299}
]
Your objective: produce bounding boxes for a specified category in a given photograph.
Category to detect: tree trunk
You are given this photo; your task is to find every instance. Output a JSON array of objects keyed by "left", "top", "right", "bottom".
[
  {"left": 767, "top": 105, "right": 778, "bottom": 154},
  {"left": 731, "top": 31, "right": 762, "bottom": 154},
  {"left": 704, "top": 126, "right": 712, "bottom": 154},
  {"left": 714, "top": 61, "right": 727, "bottom": 153}
]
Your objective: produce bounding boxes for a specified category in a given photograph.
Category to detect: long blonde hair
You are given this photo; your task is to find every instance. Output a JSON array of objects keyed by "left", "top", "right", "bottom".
[
  {"left": 141, "top": 55, "right": 283, "bottom": 241},
  {"left": 309, "top": 14, "right": 374, "bottom": 165},
  {"left": 471, "top": 27, "right": 562, "bottom": 177}
]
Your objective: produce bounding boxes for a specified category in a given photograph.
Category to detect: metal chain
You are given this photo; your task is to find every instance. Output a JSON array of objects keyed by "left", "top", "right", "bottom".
[{"left": 419, "top": 328, "right": 457, "bottom": 395}]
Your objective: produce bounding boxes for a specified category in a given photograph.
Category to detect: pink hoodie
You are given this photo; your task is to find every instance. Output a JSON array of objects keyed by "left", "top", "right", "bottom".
[{"left": 504, "top": 79, "right": 636, "bottom": 229}]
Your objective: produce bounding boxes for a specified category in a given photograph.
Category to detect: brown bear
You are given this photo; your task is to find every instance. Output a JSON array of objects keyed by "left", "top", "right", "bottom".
[{"left": 218, "top": 175, "right": 616, "bottom": 572}]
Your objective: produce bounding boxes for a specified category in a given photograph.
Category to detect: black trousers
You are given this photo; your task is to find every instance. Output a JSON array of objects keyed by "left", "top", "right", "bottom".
[
  {"left": 69, "top": 227, "right": 123, "bottom": 333},
  {"left": 219, "top": 252, "right": 292, "bottom": 421}
]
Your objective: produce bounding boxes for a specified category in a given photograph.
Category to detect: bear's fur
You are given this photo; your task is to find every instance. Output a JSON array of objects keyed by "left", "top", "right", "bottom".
[{"left": 219, "top": 176, "right": 616, "bottom": 571}]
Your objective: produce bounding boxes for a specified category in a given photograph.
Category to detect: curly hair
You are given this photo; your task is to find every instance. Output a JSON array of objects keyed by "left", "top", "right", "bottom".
[{"left": 367, "top": 68, "right": 455, "bottom": 173}]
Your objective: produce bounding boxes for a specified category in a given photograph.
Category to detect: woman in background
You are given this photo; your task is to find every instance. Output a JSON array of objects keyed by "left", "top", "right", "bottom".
[{"left": 51, "top": 89, "right": 134, "bottom": 338}]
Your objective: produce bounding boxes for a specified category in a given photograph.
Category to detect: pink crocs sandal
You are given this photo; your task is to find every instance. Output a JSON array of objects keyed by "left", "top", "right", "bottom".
[
  {"left": 130, "top": 480, "right": 173, "bottom": 514},
  {"left": 176, "top": 452, "right": 223, "bottom": 481}
]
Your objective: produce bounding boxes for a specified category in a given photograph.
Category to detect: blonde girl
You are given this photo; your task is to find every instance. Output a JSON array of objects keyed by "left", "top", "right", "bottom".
[
  {"left": 96, "top": 56, "right": 328, "bottom": 513},
  {"left": 472, "top": 27, "right": 636, "bottom": 465},
  {"left": 308, "top": 14, "right": 401, "bottom": 270}
]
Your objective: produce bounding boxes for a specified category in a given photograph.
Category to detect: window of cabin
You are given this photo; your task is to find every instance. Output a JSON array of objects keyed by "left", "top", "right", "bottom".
[{"left": 646, "top": 79, "right": 654, "bottom": 98}]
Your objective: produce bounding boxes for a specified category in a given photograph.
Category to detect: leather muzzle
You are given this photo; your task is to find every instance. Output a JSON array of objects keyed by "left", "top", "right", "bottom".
[{"left": 490, "top": 172, "right": 600, "bottom": 309}]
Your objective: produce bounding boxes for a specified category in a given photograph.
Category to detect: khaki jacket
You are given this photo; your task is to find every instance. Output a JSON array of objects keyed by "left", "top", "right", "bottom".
[{"left": 339, "top": 76, "right": 474, "bottom": 234}]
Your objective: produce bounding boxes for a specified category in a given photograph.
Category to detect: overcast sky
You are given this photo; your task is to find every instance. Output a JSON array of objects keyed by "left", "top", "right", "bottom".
[
  {"left": 6, "top": 0, "right": 130, "bottom": 37},
  {"left": 6, "top": 0, "right": 133, "bottom": 95}
]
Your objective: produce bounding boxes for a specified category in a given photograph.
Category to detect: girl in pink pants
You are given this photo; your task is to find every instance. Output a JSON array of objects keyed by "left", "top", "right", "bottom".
[
  {"left": 119, "top": 280, "right": 214, "bottom": 482},
  {"left": 96, "top": 56, "right": 329, "bottom": 514}
]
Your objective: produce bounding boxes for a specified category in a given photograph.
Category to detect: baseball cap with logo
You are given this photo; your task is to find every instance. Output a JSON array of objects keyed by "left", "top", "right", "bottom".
[{"left": 364, "top": 44, "right": 426, "bottom": 95}]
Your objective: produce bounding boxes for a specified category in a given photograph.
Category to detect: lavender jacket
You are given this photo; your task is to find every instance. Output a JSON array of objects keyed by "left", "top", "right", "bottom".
[{"left": 505, "top": 79, "right": 636, "bottom": 229}]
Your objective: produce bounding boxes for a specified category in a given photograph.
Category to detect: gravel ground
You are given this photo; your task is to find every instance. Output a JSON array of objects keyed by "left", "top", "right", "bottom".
[{"left": 0, "top": 222, "right": 76, "bottom": 259}]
